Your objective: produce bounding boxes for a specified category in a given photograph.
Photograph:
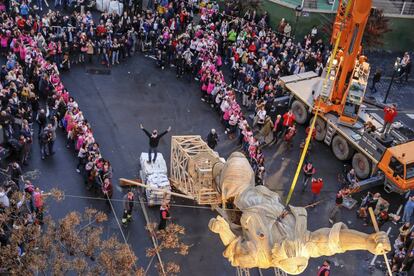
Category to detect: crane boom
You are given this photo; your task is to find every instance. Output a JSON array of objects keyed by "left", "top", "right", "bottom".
[{"left": 318, "top": 0, "right": 372, "bottom": 125}]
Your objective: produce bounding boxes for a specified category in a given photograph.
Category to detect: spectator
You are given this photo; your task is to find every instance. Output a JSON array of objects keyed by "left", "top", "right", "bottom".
[
  {"left": 258, "top": 116, "right": 274, "bottom": 146},
  {"left": 272, "top": 114, "right": 282, "bottom": 144},
  {"left": 370, "top": 69, "right": 381, "bottom": 93},
  {"left": 399, "top": 223, "right": 411, "bottom": 241},
  {"left": 102, "top": 178, "right": 113, "bottom": 205},
  {"left": 402, "top": 196, "right": 414, "bottom": 223},
  {"left": 346, "top": 168, "right": 358, "bottom": 187},
  {"left": 39, "top": 126, "right": 53, "bottom": 160},
  {"left": 401, "top": 249, "right": 414, "bottom": 272},
  {"left": 7, "top": 161, "right": 23, "bottom": 189},
  {"left": 317, "top": 260, "right": 331, "bottom": 276},
  {"left": 284, "top": 124, "right": 297, "bottom": 149},
  {"left": 36, "top": 109, "right": 47, "bottom": 137},
  {"left": 255, "top": 165, "right": 265, "bottom": 186},
  {"left": 0, "top": 187, "right": 10, "bottom": 208},
  {"left": 206, "top": 128, "right": 219, "bottom": 150},
  {"left": 140, "top": 124, "right": 171, "bottom": 163},
  {"left": 374, "top": 194, "right": 390, "bottom": 216},
  {"left": 311, "top": 26, "right": 318, "bottom": 37},
  {"left": 363, "top": 121, "right": 377, "bottom": 134},
  {"left": 32, "top": 187, "right": 45, "bottom": 225},
  {"left": 302, "top": 161, "right": 316, "bottom": 191},
  {"left": 401, "top": 52, "right": 411, "bottom": 83},
  {"left": 122, "top": 191, "right": 135, "bottom": 225},
  {"left": 392, "top": 245, "right": 406, "bottom": 270},
  {"left": 158, "top": 202, "right": 171, "bottom": 230},
  {"left": 394, "top": 235, "right": 405, "bottom": 252},
  {"left": 283, "top": 23, "right": 291, "bottom": 38},
  {"left": 43, "top": 117, "right": 58, "bottom": 156},
  {"left": 329, "top": 196, "right": 343, "bottom": 224}
]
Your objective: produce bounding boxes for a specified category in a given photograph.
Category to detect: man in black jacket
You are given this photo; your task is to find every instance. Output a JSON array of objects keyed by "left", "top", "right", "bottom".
[
  {"left": 206, "top": 128, "right": 218, "bottom": 150},
  {"left": 370, "top": 69, "right": 381, "bottom": 93},
  {"left": 140, "top": 124, "right": 171, "bottom": 163}
]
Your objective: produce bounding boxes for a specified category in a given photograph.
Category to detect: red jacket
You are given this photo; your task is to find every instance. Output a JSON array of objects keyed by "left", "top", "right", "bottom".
[
  {"left": 384, "top": 106, "right": 397, "bottom": 123},
  {"left": 283, "top": 112, "right": 296, "bottom": 127},
  {"left": 248, "top": 43, "right": 257, "bottom": 53},
  {"left": 311, "top": 179, "right": 323, "bottom": 195},
  {"left": 96, "top": 25, "right": 107, "bottom": 37}
]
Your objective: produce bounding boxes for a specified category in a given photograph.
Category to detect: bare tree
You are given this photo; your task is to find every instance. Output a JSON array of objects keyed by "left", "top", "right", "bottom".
[
  {"left": 322, "top": 8, "right": 390, "bottom": 49},
  {"left": 224, "top": 0, "right": 263, "bottom": 17},
  {"left": 0, "top": 191, "right": 189, "bottom": 276}
]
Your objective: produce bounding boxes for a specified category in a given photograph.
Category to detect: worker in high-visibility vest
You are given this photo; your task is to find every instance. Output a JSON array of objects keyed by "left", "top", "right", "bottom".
[{"left": 122, "top": 191, "right": 134, "bottom": 225}]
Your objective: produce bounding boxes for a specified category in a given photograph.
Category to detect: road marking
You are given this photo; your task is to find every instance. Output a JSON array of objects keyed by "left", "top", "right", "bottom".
[
  {"left": 406, "top": 113, "right": 414, "bottom": 119},
  {"left": 370, "top": 227, "right": 392, "bottom": 266}
]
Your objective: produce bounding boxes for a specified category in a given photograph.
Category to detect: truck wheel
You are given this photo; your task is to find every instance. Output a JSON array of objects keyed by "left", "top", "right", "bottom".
[
  {"left": 352, "top": 153, "right": 371, "bottom": 179},
  {"left": 331, "top": 135, "right": 353, "bottom": 161},
  {"left": 291, "top": 100, "right": 308, "bottom": 124},
  {"left": 313, "top": 117, "right": 327, "bottom": 142}
]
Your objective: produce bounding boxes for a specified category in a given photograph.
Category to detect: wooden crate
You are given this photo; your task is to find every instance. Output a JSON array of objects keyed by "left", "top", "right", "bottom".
[{"left": 170, "top": 136, "right": 223, "bottom": 205}]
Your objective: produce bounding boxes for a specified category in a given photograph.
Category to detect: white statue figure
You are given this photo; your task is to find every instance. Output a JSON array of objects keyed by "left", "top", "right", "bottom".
[{"left": 209, "top": 152, "right": 390, "bottom": 275}]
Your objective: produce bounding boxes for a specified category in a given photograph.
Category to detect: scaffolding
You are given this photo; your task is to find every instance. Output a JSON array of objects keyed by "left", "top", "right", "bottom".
[{"left": 170, "top": 136, "right": 223, "bottom": 205}]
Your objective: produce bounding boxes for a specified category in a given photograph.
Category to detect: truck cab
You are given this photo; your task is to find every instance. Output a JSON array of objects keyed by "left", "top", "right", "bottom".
[{"left": 378, "top": 141, "right": 414, "bottom": 193}]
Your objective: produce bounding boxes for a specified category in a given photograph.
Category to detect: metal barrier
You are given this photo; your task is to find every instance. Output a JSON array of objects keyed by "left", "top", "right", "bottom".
[{"left": 270, "top": 0, "right": 414, "bottom": 17}]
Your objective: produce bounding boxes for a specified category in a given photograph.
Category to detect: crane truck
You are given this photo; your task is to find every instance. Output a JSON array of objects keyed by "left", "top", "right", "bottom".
[{"left": 279, "top": 0, "right": 414, "bottom": 194}]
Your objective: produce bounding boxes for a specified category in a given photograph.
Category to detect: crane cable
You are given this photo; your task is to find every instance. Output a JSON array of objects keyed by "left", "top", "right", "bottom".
[{"left": 285, "top": 0, "right": 354, "bottom": 205}]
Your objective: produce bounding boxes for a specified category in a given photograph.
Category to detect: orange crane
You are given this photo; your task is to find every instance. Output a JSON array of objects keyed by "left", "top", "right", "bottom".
[
  {"left": 280, "top": 0, "right": 414, "bottom": 193},
  {"left": 317, "top": 0, "right": 372, "bottom": 125}
]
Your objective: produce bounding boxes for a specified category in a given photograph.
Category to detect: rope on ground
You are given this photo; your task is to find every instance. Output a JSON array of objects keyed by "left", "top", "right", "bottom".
[
  {"left": 137, "top": 194, "right": 166, "bottom": 276},
  {"left": 285, "top": 0, "right": 354, "bottom": 205},
  {"left": 99, "top": 174, "right": 138, "bottom": 271}
]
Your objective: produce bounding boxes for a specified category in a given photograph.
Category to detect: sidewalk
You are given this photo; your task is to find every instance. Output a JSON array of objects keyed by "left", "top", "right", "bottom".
[{"left": 365, "top": 78, "right": 412, "bottom": 109}]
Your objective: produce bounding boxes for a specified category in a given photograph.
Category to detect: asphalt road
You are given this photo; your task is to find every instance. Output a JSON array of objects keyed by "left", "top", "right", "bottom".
[{"left": 25, "top": 51, "right": 413, "bottom": 276}]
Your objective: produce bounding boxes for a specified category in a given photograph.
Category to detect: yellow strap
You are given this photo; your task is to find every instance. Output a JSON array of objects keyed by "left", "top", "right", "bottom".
[
  {"left": 285, "top": 0, "right": 354, "bottom": 205},
  {"left": 285, "top": 110, "right": 319, "bottom": 205}
]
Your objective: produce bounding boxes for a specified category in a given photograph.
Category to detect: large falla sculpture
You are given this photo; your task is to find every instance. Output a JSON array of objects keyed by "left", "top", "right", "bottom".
[{"left": 209, "top": 152, "right": 391, "bottom": 275}]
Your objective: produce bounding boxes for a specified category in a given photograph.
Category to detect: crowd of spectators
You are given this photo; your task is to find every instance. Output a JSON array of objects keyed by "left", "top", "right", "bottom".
[
  {"left": 0, "top": 0, "right": 330, "bottom": 186},
  {"left": 1, "top": 0, "right": 414, "bottom": 273},
  {"left": 390, "top": 222, "right": 414, "bottom": 274},
  {"left": 0, "top": 0, "right": 115, "bottom": 246}
]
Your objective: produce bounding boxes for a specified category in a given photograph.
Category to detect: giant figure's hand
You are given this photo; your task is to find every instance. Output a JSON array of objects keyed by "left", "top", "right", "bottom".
[
  {"left": 209, "top": 216, "right": 232, "bottom": 234},
  {"left": 366, "top": 232, "right": 391, "bottom": 255},
  {"left": 209, "top": 216, "right": 236, "bottom": 246}
]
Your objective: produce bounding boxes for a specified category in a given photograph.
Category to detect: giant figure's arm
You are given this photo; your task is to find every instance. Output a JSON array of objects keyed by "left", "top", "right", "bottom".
[{"left": 306, "top": 223, "right": 390, "bottom": 258}]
